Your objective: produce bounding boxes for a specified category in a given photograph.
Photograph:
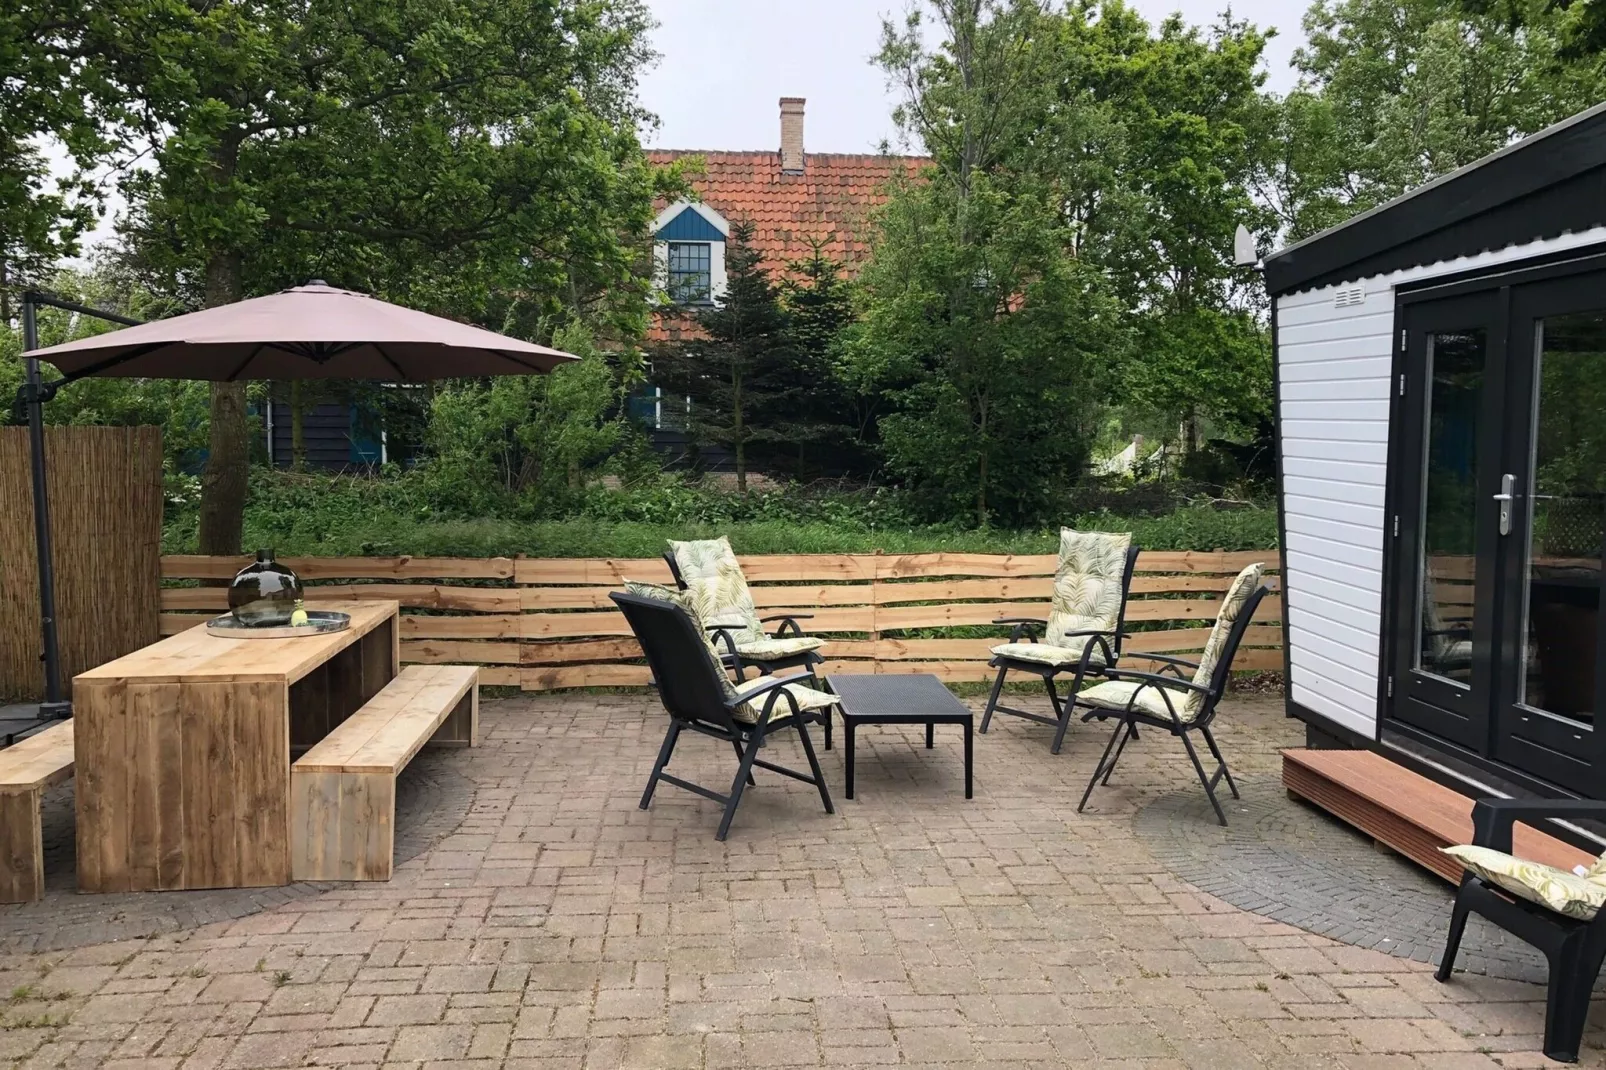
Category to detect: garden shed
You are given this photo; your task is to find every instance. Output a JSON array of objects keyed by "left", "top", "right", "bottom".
[{"left": 1268, "top": 101, "right": 1606, "bottom": 800}]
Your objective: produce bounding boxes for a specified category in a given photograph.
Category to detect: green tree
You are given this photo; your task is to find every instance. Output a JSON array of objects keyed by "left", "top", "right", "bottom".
[
  {"left": 773, "top": 245, "right": 873, "bottom": 479},
  {"left": 0, "top": 0, "right": 111, "bottom": 308},
  {"left": 1264, "top": 0, "right": 1606, "bottom": 240},
  {"left": 859, "top": 0, "right": 1122, "bottom": 526},
  {"left": 83, "top": 0, "right": 662, "bottom": 553},
  {"left": 425, "top": 320, "right": 625, "bottom": 505},
  {"left": 653, "top": 221, "right": 794, "bottom": 492}
]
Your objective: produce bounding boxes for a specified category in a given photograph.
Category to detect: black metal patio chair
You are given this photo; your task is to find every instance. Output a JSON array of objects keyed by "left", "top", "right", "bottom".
[
  {"left": 1438, "top": 799, "right": 1606, "bottom": 1063},
  {"left": 1073, "top": 563, "right": 1269, "bottom": 826},
  {"left": 979, "top": 530, "right": 1140, "bottom": 754},
  {"left": 611, "top": 588, "right": 836, "bottom": 841}
]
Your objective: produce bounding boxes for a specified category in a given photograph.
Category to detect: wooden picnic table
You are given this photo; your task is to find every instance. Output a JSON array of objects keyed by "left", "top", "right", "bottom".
[{"left": 71, "top": 600, "right": 400, "bottom": 893}]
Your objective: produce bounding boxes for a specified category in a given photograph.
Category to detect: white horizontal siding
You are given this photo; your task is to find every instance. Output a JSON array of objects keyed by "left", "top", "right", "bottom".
[{"left": 1275, "top": 226, "right": 1606, "bottom": 740}]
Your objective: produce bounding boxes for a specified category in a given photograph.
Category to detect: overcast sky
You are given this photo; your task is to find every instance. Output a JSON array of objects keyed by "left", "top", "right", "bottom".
[{"left": 639, "top": 0, "right": 1309, "bottom": 153}]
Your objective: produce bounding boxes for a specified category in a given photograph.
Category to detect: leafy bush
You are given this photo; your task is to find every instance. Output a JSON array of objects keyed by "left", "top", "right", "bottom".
[{"left": 163, "top": 467, "right": 1277, "bottom": 557}]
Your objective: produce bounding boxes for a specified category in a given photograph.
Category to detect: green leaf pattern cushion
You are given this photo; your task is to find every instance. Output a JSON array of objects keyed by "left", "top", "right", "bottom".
[
  {"left": 990, "top": 638, "right": 1107, "bottom": 669},
  {"left": 623, "top": 579, "right": 739, "bottom": 701},
  {"left": 1076, "top": 562, "right": 1264, "bottom": 722},
  {"left": 1044, "top": 529, "right": 1133, "bottom": 647},
  {"left": 1443, "top": 844, "right": 1606, "bottom": 920},
  {"left": 669, "top": 537, "right": 768, "bottom": 644}
]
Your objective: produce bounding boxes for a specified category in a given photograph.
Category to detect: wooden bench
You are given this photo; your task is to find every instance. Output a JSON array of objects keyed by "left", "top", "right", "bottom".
[
  {"left": 291, "top": 665, "right": 477, "bottom": 882},
  {"left": 1, "top": 720, "right": 75, "bottom": 903}
]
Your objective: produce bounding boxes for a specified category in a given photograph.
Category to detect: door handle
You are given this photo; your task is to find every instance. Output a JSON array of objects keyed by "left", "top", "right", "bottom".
[{"left": 1495, "top": 474, "right": 1515, "bottom": 535}]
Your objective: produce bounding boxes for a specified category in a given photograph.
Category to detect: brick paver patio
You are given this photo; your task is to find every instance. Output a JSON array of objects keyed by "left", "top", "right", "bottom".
[{"left": 1, "top": 689, "right": 1601, "bottom": 1068}]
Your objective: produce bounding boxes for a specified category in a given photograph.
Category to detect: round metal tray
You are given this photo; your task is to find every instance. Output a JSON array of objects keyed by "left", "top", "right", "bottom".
[{"left": 204, "top": 610, "right": 351, "bottom": 639}]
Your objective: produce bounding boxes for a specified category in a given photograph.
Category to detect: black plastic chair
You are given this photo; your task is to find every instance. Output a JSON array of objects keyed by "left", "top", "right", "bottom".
[
  {"left": 611, "top": 591, "right": 834, "bottom": 841},
  {"left": 980, "top": 544, "right": 1141, "bottom": 754},
  {"left": 1438, "top": 798, "right": 1606, "bottom": 1063},
  {"left": 1073, "top": 582, "right": 1271, "bottom": 826}
]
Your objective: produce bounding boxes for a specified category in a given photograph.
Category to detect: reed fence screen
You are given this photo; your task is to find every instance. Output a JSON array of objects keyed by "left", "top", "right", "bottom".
[
  {"left": 1, "top": 426, "right": 162, "bottom": 700},
  {"left": 160, "top": 550, "right": 1282, "bottom": 690}
]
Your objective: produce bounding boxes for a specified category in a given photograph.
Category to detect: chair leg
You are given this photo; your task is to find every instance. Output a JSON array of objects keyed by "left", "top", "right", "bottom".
[
  {"left": 1048, "top": 672, "right": 1074, "bottom": 755},
  {"left": 716, "top": 730, "right": 764, "bottom": 841},
  {"left": 1101, "top": 721, "right": 1138, "bottom": 785},
  {"left": 1078, "top": 714, "right": 1130, "bottom": 813},
  {"left": 1199, "top": 725, "right": 1239, "bottom": 800},
  {"left": 640, "top": 721, "right": 682, "bottom": 810},
  {"left": 980, "top": 665, "right": 1008, "bottom": 734},
  {"left": 732, "top": 740, "right": 756, "bottom": 786},
  {"left": 1435, "top": 890, "right": 1471, "bottom": 982},
  {"left": 1180, "top": 729, "right": 1229, "bottom": 826},
  {"left": 796, "top": 720, "right": 834, "bottom": 815},
  {"left": 1542, "top": 939, "right": 1594, "bottom": 1063}
]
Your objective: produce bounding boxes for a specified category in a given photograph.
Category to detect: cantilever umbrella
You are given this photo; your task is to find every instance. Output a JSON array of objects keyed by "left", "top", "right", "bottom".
[
  {"left": 14, "top": 280, "right": 578, "bottom": 726},
  {"left": 27, "top": 280, "right": 578, "bottom": 382}
]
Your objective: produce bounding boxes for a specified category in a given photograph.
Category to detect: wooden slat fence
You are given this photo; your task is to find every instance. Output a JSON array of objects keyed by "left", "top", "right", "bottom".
[{"left": 160, "top": 550, "right": 1282, "bottom": 690}]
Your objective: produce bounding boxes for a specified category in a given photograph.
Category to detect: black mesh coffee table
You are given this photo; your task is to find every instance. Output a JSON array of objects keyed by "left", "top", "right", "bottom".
[{"left": 826, "top": 674, "right": 974, "bottom": 800}]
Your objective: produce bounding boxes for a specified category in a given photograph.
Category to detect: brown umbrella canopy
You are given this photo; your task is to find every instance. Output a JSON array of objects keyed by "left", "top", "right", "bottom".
[{"left": 26, "top": 282, "right": 577, "bottom": 381}]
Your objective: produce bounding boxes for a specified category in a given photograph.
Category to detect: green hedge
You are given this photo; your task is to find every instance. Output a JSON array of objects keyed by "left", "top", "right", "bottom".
[{"left": 163, "top": 471, "right": 1277, "bottom": 558}]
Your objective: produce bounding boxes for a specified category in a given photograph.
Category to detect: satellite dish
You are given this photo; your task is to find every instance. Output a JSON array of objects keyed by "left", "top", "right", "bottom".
[{"left": 1234, "top": 224, "right": 1260, "bottom": 268}]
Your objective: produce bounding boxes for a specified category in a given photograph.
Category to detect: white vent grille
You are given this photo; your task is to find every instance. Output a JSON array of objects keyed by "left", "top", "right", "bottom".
[{"left": 1333, "top": 285, "right": 1366, "bottom": 308}]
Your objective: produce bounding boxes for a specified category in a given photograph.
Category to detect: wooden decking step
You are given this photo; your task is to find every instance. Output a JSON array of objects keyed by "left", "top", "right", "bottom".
[{"left": 1282, "top": 748, "right": 1597, "bottom": 884}]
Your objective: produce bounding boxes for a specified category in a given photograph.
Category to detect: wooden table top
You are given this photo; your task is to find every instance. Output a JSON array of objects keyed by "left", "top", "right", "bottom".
[{"left": 75, "top": 600, "right": 397, "bottom": 685}]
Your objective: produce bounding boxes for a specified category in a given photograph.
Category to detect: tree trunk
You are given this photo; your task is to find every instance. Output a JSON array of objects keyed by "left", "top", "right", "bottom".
[
  {"left": 975, "top": 393, "right": 989, "bottom": 529},
  {"left": 732, "top": 368, "right": 746, "bottom": 493},
  {"left": 290, "top": 381, "right": 306, "bottom": 469},
  {"left": 196, "top": 134, "right": 250, "bottom": 557},
  {"left": 197, "top": 248, "right": 249, "bottom": 556}
]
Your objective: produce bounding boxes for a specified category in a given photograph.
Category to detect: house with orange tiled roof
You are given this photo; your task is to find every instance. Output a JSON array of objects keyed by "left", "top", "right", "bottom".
[{"left": 644, "top": 98, "right": 928, "bottom": 343}]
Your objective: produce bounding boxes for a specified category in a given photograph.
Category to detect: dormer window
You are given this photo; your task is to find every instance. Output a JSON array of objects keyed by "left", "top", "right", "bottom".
[
  {"left": 667, "top": 241, "right": 713, "bottom": 305},
  {"left": 653, "top": 201, "right": 730, "bottom": 307}
]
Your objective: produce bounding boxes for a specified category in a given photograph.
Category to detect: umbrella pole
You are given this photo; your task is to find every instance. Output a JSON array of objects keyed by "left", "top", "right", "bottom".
[{"left": 21, "top": 294, "right": 70, "bottom": 720}]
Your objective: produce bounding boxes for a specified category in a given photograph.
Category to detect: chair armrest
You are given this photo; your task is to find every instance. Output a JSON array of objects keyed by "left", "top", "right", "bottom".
[
  {"left": 995, "top": 617, "right": 1046, "bottom": 643},
  {"left": 1101, "top": 668, "right": 1212, "bottom": 695},
  {"left": 723, "top": 672, "right": 816, "bottom": 722},
  {"left": 1057, "top": 628, "right": 1119, "bottom": 639},
  {"left": 705, "top": 627, "right": 749, "bottom": 681},
  {"left": 1469, "top": 798, "right": 1606, "bottom": 854},
  {"left": 1142, "top": 652, "right": 1199, "bottom": 669},
  {"left": 760, "top": 614, "right": 812, "bottom": 638}
]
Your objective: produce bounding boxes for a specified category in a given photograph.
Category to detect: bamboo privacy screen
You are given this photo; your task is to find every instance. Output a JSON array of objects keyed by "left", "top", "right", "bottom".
[
  {"left": 161, "top": 550, "right": 1281, "bottom": 689},
  {"left": 0, "top": 426, "right": 162, "bottom": 700}
]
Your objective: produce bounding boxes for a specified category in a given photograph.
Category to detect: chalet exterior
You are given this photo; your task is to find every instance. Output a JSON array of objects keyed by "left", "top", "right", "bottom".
[{"left": 1268, "top": 102, "right": 1606, "bottom": 802}]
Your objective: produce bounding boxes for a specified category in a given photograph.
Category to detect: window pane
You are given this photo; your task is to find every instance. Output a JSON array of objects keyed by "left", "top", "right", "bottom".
[
  {"left": 1518, "top": 313, "right": 1606, "bottom": 721},
  {"left": 667, "top": 242, "right": 711, "bottom": 304},
  {"left": 1416, "top": 328, "right": 1486, "bottom": 683}
]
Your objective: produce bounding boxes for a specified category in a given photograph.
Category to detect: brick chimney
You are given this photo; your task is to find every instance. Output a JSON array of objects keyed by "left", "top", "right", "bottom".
[{"left": 780, "top": 97, "right": 805, "bottom": 174}]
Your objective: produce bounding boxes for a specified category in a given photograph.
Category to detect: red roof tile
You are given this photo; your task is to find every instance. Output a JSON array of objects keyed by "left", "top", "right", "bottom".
[
  {"left": 646, "top": 149, "right": 929, "bottom": 342},
  {"left": 649, "top": 150, "right": 929, "bottom": 275}
]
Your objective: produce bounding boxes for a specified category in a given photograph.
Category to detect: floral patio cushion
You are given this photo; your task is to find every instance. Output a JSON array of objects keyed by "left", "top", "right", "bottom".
[
  {"left": 1077, "top": 562, "right": 1264, "bottom": 723},
  {"left": 668, "top": 537, "right": 768, "bottom": 645},
  {"left": 1442, "top": 844, "right": 1606, "bottom": 921},
  {"left": 1044, "top": 529, "right": 1132, "bottom": 648},
  {"left": 732, "top": 674, "right": 838, "bottom": 724},
  {"left": 990, "top": 637, "right": 1108, "bottom": 669},
  {"left": 623, "top": 579, "right": 740, "bottom": 702},
  {"left": 1077, "top": 678, "right": 1197, "bottom": 722},
  {"left": 734, "top": 636, "right": 825, "bottom": 660},
  {"left": 1179, "top": 562, "right": 1265, "bottom": 718}
]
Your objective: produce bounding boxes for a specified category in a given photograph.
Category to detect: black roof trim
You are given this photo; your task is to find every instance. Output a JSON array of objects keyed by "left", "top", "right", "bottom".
[{"left": 1265, "top": 102, "right": 1606, "bottom": 296}]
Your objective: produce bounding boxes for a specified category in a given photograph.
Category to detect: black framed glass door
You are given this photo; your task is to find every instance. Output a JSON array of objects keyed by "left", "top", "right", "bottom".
[
  {"left": 1389, "top": 294, "right": 1507, "bottom": 750},
  {"left": 1491, "top": 275, "right": 1606, "bottom": 794}
]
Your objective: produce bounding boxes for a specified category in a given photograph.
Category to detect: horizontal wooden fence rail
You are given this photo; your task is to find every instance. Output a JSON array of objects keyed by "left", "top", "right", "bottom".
[{"left": 160, "top": 550, "right": 1282, "bottom": 691}]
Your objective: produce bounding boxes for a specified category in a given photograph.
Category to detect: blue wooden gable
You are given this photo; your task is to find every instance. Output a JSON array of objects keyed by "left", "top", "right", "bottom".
[{"left": 656, "top": 206, "right": 725, "bottom": 242}]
